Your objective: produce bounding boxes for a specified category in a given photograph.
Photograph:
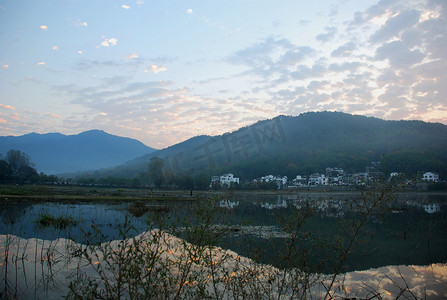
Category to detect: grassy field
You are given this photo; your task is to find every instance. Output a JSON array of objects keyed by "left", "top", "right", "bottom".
[
  {"left": 0, "top": 184, "right": 205, "bottom": 202},
  {"left": 1, "top": 183, "right": 443, "bottom": 204}
]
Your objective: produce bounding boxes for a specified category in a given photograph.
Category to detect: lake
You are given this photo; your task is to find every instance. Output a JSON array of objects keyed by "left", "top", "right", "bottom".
[{"left": 1, "top": 191, "right": 446, "bottom": 273}]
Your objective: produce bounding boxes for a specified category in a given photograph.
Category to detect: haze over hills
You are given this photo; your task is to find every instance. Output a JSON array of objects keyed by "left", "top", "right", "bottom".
[
  {"left": 89, "top": 111, "right": 447, "bottom": 183},
  {"left": 0, "top": 130, "right": 157, "bottom": 174}
]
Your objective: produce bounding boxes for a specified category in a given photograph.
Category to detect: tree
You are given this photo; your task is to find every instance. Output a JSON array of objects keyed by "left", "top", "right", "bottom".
[
  {"left": 18, "top": 165, "right": 39, "bottom": 183},
  {"left": 5, "top": 150, "right": 38, "bottom": 183},
  {"left": 6, "top": 150, "right": 33, "bottom": 178},
  {"left": 0, "top": 159, "right": 11, "bottom": 182},
  {"left": 148, "top": 157, "right": 165, "bottom": 188}
]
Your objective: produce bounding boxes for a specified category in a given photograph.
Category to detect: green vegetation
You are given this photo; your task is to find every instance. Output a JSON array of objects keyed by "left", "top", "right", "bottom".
[
  {"left": 35, "top": 214, "right": 77, "bottom": 229},
  {"left": 0, "top": 184, "right": 204, "bottom": 202}
]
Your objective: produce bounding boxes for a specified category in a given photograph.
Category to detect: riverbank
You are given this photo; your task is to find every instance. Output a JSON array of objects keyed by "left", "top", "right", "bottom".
[{"left": 1, "top": 184, "right": 446, "bottom": 203}]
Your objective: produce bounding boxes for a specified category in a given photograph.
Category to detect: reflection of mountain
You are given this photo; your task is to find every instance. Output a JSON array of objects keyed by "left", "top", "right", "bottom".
[
  {"left": 89, "top": 111, "right": 447, "bottom": 182},
  {"left": 0, "top": 130, "right": 156, "bottom": 174}
]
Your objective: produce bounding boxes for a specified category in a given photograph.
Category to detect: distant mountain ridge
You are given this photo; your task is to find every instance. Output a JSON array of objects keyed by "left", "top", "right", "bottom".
[
  {"left": 94, "top": 111, "right": 447, "bottom": 182},
  {"left": 0, "top": 130, "right": 157, "bottom": 174},
  {"left": 3, "top": 112, "right": 446, "bottom": 182}
]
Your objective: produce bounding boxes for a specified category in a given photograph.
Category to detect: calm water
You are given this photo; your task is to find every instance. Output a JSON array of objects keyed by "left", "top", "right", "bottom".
[{"left": 1, "top": 192, "right": 446, "bottom": 273}]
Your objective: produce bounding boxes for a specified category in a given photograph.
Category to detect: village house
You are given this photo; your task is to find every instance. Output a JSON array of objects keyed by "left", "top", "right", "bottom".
[
  {"left": 325, "top": 167, "right": 345, "bottom": 185},
  {"left": 261, "top": 175, "right": 288, "bottom": 188},
  {"left": 422, "top": 172, "right": 439, "bottom": 182},
  {"left": 210, "top": 173, "right": 240, "bottom": 188},
  {"left": 308, "top": 174, "right": 328, "bottom": 186},
  {"left": 291, "top": 175, "right": 307, "bottom": 187}
]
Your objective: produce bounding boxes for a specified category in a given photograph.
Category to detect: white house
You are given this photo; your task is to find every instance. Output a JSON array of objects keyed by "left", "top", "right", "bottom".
[
  {"left": 211, "top": 173, "right": 239, "bottom": 188},
  {"left": 308, "top": 174, "right": 328, "bottom": 186},
  {"left": 422, "top": 172, "right": 439, "bottom": 182},
  {"left": 292, "top": 175, "right": 307, "bottom": 187},
  {"left": 261, "top": 175, "right": 288, "bottom": 187}
]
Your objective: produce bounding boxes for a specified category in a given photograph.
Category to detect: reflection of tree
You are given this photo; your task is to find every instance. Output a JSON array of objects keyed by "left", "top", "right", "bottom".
[{"left": 0, "top": 203, "right": 29, "bottom": 225}]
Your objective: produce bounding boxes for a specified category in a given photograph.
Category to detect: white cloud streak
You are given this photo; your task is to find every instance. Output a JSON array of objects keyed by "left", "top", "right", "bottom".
[
  {"left": 99, "top": 37, "right": 118, "bottom": 47},
  {"left": 150, "top": 64, "right": 167, "bottom": 74}
]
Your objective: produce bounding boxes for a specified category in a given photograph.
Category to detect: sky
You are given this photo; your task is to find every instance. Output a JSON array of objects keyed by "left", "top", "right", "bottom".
[{"left": 1, "top": 0, "right": 446, "bottom": 149}]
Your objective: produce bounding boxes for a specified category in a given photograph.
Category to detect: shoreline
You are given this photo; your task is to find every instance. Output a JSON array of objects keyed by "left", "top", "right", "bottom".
[{"left": 1, "top": 183, "right": 446, "bottom": 203}]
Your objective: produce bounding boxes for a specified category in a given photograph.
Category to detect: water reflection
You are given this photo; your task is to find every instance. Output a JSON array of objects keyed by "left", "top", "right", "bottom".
[
  {"left": 1, "top": 192, "right": 446, "bottom": 272},
  {"left": 219, "top": 199, "right": 239, "bottom": 209},
  {"left": 424, "top": 203, "right": 441, "bottom": 213}
]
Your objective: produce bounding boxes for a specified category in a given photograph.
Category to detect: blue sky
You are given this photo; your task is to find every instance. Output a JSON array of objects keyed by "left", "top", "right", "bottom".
[{"left": 1, "top": 0, "right": 446, "bottom": 148}]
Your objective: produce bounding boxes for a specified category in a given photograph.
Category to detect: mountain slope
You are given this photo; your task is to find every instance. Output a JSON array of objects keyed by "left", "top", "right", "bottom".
[
  {"left": 94, "top": 112, "right": 447, "bottom": 181},
  {"left": 0, "top": 130, "right": 157, "bottom": 174}
]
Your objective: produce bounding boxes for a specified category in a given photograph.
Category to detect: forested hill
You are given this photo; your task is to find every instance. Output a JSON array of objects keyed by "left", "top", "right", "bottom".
[
  {"left": 91, "top": 111, "right": 447, "bottom": 182},
  {"left": 0, "top": 130, "right": 156, "bottom": 174}
]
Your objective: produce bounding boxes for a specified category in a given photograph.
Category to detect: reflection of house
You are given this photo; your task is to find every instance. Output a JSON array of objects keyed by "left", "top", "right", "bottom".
[
  {"left": 210, "top": 173, "right": 239, "bottom": 188},
  {"left": 261, "top": 199, "right": 287, "bottom": 209},
  {"left": 219, "top": 200, "right": 239, "bottom": 209},
  {"left": 423, "top": 203, "right": 440, "bottom": 214},
  {"left": 422, "top": 172, "right": 439, "bottom": 182}
]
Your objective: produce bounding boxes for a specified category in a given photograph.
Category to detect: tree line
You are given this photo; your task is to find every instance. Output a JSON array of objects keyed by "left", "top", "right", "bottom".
[{"left": 0, "top": 149, "right": 58, "bottom": 184}]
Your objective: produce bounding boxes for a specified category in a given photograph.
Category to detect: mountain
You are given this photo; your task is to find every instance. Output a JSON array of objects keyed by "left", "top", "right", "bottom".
[
  {"left": 0, "top": 130, "right": 157, "bottom": 174},
  {"left": 91, "top": 111, "right": 447, "bottom": 183}
]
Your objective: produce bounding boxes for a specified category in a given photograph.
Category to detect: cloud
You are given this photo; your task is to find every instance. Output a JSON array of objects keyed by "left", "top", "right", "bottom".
[
  {"left": 51, "top": 79, "right": 273, "bottom": 148},
  {"left": 0, "top": 104, "right": 15, "bottom": 110},
  {"left": 278, "top": 47, "right": 316, "bottom": 67},
  {"left": 290, "top": 64, "right": 326, "bottom": 80},
  {"left": 329, "top": 62, "right": 363, "bottom": 72},
  {"left": 99, "top": 37, "right": 118, "bottom": 47},
  {"left": 40, "top": 25, "right": 48, "bottom": 30},
  {"left": 45, "top": 113, "right": 62, "bottom": 119},
  {"left": 150, "top": 64, "right": 167, "bottom": 74},
  {"left": 375, "top": 40, "right": 424, "bottom": 67},
  {"left": 370, "top": 10, "right": 421, "bottom": 43},
  {"left": 75, "top": 20, "right": 88, "bottom": 27},
  {"left": 331, "top": 42, "right": 356, "bottom": 57},
  {"left": 316, "top": 26, "right": 338, "bottom": 43},
  {"left": 76, "top": 57, "right": 145, "bottom": 71},
  {"left": 125, "top": 53, "right": 139, "bottom": 59},
  {"left": 122, "top": 4, "right": 130, "bottom": 9},
  {"left": 102, "top": 75, "right": 134, "bottom": 85},
  {"left": 227, "top": 37, "right": 315, "bottom": 79}
]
